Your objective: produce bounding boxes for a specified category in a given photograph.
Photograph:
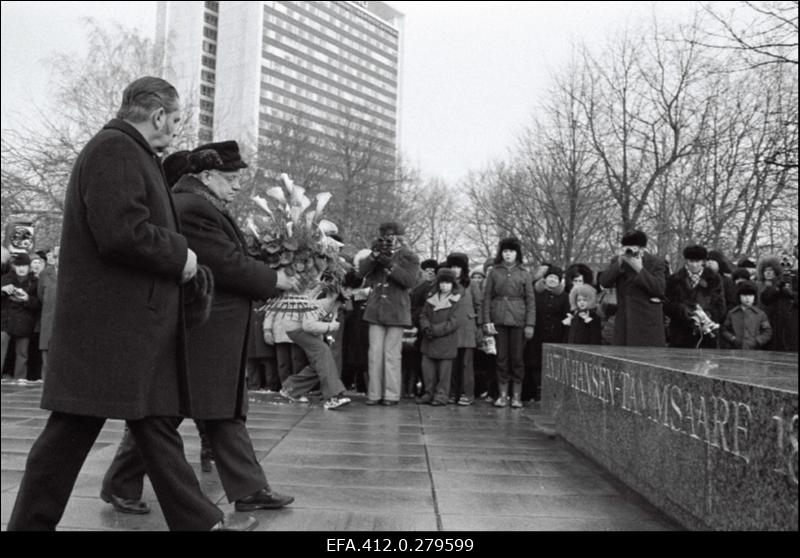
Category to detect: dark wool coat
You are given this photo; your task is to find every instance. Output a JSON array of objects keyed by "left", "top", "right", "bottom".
[
  {"left": 41, "top": 119, "right": 190, "bottom": 419},
  {"left": 36, "top": 266, "right": 57, "bottom": 350},
  {"left": 567, "top": 309, "right": 602, "bottom": 345},
  {"left": 360, "top": 247, "right": 419, "bottom": 327},
  {"left": 481, "top": 263, "right": 536, "bottom": 328},
  {"left": 532, "top": 280, "right": 570, "bottom": 343},
  {"left": 1, "top": 272, "right": 40, "bottom": 337},
  {"left": 601, "top": 253, "right": 668, "bottom": 347},
  {"left": 173, "top": 176, "right": 279, "bottom": 419},
  {"left": 665, "top": 267, "right": 726, "bottom": 348},
  {"left": 419, "top": 288, "right": 469, "bottom": 360},
  {"left": 759, "top": 278, "right": 798, "bottom": 351}
]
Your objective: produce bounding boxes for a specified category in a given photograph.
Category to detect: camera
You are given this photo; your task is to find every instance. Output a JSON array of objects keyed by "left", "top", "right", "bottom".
[{"left": 624, "top": 247, "right": 640, "bottom": 257}]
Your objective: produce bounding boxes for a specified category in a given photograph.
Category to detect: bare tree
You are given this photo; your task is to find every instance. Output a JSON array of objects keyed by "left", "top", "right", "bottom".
[{"left": 1, "top": 19, "right": 197, "bottom": 249}]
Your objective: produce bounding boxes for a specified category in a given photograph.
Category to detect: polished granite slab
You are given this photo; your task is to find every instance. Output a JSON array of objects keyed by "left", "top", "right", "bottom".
[{"left": 542, "top": 344, "right": 799, "bottom": 531}]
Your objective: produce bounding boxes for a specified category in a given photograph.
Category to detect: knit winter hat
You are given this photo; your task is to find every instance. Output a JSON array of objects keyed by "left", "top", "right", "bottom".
[
  {"left": 621, "top": 229, "right": 648, "bottom": 247},
  {"left": 736, "top": 280, "right": 758, "bottom": 297},
  {"left": 683, "top": 244, "right": 708, "bottom": 261}
]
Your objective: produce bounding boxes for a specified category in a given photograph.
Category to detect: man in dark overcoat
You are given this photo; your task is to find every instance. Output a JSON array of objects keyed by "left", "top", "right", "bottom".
[
  {"left": 101, "top": 141, "right": 297, "bottom": 513},
  {"left": 665, "top": 244, "right": 726, "bottom": 348},
  {"left": 601, "top": 230, "right": 668, "bottom": 347},
  {"left": 6, "top": 77, "right": 250, "bottom": 531}
]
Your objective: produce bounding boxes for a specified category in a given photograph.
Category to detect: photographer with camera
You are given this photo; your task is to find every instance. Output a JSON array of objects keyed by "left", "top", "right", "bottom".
[
  {"left": 1, "top": 253, "right": 41, "bottom": 383},
  {"left": 600, "top": 230, "right": 668, "bottom": 347},
  {"left": 757, "top": 254, "right": 797, "bottom": 351},
  {"left": 359, "top": 221, "right": 420, "bottom": 406}
]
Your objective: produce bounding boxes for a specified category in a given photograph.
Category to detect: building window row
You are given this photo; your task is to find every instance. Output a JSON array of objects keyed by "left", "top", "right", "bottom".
[
  {"left": 203, "top": 26, "right": 217, "bottom": 40},
  {"left": 261, "top": 60, "right": 396, "bottom": 115},
  {"left": 204, "top": 1, "right": 219, "bottom": 13},
  {"left": 264, "top": 24, "right": 396, "bottom": 84},
  {"left": 203, "top": 41, "right": 216, "bottom": 55},
  {"left": 201, "top": 69, "right": 215, "bottom": 84},
  {"left": 200, "top": 114, "right": 214, "bottom": 126},
  {"left": 200, "top": 84, "right": 215, "bottom": 98},
  {"left": 297, "top": 1, "right": 398, "bottom": 51},
  {"left": 272, "top": 2, "right": 398, "bottom": 59},
  {"left": 204, "top": 12, "right": 218, "bottom": 26},
  {"left": 200, "top": 99, "right": 214, "bottom": 112},
  {"left": 263, "top": 43, "right": 396, "bottom": 105},
  {"left": 262, "top": 73, "right": 396, "bottom": 124},
  {"left": 260, "top": 90, "right": 396, "bottom": 145},
  {"left": 202, "top": 55, "right": 216, "bottom": 69}
]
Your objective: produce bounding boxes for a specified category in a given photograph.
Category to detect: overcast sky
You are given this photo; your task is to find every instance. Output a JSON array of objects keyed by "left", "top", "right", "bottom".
[{"left": 1, "top": 1, "right": 700, "bottom": 182}]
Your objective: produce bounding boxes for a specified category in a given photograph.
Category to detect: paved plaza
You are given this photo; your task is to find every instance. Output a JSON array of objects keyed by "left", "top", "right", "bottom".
[{"left": 1, "top": 383, "right": 678, "bottom": 531}]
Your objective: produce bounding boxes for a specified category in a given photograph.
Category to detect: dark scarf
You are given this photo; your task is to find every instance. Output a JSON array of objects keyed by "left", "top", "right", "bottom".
[{"left": 172, "top": 175, "right": 231, "bottom": 218}]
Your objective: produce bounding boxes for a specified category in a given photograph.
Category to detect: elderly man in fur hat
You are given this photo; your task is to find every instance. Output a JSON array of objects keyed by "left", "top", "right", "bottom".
[
  {"left": 665, "top": 244, "right": 726, "bottom": 348},
  {"left": 359, "top": 222, "right": 420, "bottom": 405},
  {"left": 601, "top": 230, "right": 668, "bottom": 347}
]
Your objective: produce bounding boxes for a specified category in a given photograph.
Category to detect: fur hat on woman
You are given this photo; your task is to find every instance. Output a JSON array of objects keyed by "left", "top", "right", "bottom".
[
  {"left": 495, "top": 237, "right": 523, "bottom": 264},
  {"left": 757, "top": 256, "right": 783, "bottom": 282},
  {"left": 378, "top": 221, "right": 405, "bottom": 237},
  {"left": 446, "top": 252, "right": 470, "bottom": 286},
  {"left": 683, "top": 244, "right": 708, "bottom": 261},
  {"left": 420, "top": 259, "right": 439, "bottom": 272},
  {"left": 569, "top": 283, "right": 598, "bottom": 310},
  {"left": 544, "top": 265, "right": 563, "bottom": 280}
]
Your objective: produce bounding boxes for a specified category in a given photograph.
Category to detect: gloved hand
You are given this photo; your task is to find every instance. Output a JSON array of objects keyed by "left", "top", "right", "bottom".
[
  {"left": 375, "top": 252, "right": 393, "bottom": 269},
  {"left": 524, "top": 326, "right": 534, "bottom": 339},
  {"left": 422, "top": 326, "right": 434, "bottom": 339}
]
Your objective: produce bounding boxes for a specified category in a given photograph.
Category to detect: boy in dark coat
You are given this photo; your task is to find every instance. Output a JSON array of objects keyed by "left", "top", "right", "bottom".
[
  {"left": 665, "top": 245, "right": 726, "bottom": 349},
  {"left": 417, "top": 268, "right": 468, "bottom": 406},
  {"left": 565, "top": 283, "right": 602, "bottom": 345},
  {"left": 722, "top": 281, "right": 772, "bottom": 350}
]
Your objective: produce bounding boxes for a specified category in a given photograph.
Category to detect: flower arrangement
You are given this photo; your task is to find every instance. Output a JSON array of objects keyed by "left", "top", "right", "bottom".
[
  {"left": 245, "top": 173, "right": 345, "bottom": 300},
  {"left": 690, "top": 305, "right": 720, "bottom": 345}
]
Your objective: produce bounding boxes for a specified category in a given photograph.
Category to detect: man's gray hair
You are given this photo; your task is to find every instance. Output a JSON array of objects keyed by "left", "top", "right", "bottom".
[{"left": 116, "top": 77, "right": 179, "bottom": 122}]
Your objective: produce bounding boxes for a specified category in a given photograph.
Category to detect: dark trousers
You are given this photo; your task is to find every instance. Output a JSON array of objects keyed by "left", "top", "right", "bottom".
[
  {"left": 275, "top": 342, "right": 308, "bottom": 385},
  {"left": 8, "top": 412, "right": 222, "bottom": 531},
  {"left": 450, "top": 347, "right": 474, "bottom": 399},
  {"left": 421, "top": 355, "right": 453, "bottom": 404},
  {"left": 495, "top": 325, "right": 525, "bottom": 385},
  {"left": 102, "top": 417, "right": 268, "bottom": 503},
  {"left": 1, "top": 332, "right": 29, "bottom": 380}
]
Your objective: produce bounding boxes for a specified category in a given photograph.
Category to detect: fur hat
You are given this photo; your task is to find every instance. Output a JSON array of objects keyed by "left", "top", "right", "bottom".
[
  {"left": 163, "top": 150, "right": 191, "bottom": 187},
  {"left": 737, "top": 257, "right": 756, "bottom": 269},
  {"left": 565, "top": 263, "right": 594, "bottom": 286},
  {"left": 544, "top": 265, "right": 563, "bottom": 280},
  {"left": 731, "top": 268, "right": 751, "bottom": 282},
  {"left": 446, "top": 252, "right": 469, "bottom": 271},
  {"left": 757, "top": 256, "right": 782, "bottom": 281},
  {"left": 11, "top": 253, "right": 31, "bottom": 266},
  {"left": 621, "top": 229, "right": 647, "bottom": 247},
  {"left": 420, "top": 258, "right": 438, "bottom": 271},
  {"left": 707, "top": 250, "right": 731, "bottom": 274},
  {"left": 342, "top": 268, "right": 364, "bottom": 289},
  {"left": 378, "top": 221, "right": 405, "bottom": 237},
  {"left": 436, "top": 267, "right": 457, "bottom": 284},
  {"left": 683, "top": 244, "right": 708, "bottom": 261},
  {"left": 495, "top": 237, "right": 523, "bottom": 264},
  {"left": 188, "top": 141, "right": 248, "bottom": 173},
  {"left": 184, "top": 264, "right": 215, "bottom": 329},
  {"left": 736, "top": 280, "right": 758, "bottom": 297},
  {"left": 569, "top": 283, "right": 598, "bottom": 310}
]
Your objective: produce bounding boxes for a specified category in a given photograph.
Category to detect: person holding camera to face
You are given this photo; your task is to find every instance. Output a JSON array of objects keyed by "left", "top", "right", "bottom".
[
  {"left": 757, "top": 254, "right": 798, "bottom": 351},
  {"left": 600, "top": 230, "right": 668, "bottom": 347}
]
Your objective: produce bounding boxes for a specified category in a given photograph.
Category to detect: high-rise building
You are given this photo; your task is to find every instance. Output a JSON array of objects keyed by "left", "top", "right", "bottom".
[{"left": 156, "top": 1, "right": 403, "bottom": 174}]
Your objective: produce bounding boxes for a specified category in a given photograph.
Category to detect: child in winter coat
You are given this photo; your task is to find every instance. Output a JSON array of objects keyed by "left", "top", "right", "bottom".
[
  {"left": 564, "top": 283, "right": 602, "bottom": 345},
  {"left": 446, "top": 252, "right": 480, "bottom": 406},
  {"left": 721, "top": 281, "right": 772, "bottom": 350},
  {"left": 417, "top": 268, "right": 468, "bottom": 406}
]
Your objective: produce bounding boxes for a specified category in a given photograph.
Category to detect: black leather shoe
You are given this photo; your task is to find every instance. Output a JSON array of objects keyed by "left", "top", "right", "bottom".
[
  {"left": 235, "top": 487, "right": 295, "bottom": 511},
  {"left": 100, "top": 491, "right": 151, "bottom": 515},
  {"left": 381, "top": 400, "right": 398, "bottom": 406},
  {"left": 211, "top": 513, "right": 258, "bottom": 531}
]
